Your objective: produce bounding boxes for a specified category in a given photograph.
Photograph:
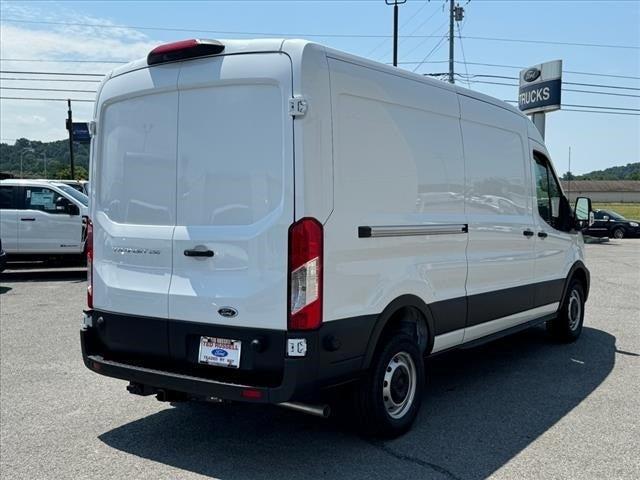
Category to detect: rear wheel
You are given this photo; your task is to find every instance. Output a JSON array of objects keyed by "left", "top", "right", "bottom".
[
  {"left": 612, "top": 227, "right": 625, "bottom": 239},
  {"left": 352, "top": 333, "right": 424, "bottom": 437},
  {"left": 547, "top": 279, "right": 585, "bottom": 342}
]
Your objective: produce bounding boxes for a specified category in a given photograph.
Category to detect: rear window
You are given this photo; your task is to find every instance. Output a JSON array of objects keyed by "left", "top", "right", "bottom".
[{"left": 57, "top": 184, "right": 88, "bottom": 207}]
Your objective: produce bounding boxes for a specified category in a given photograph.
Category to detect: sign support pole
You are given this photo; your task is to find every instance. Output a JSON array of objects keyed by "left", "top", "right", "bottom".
[
  {"left": 66, "top": 99, "right": 76, "bottom": 179},
  {"left": 532, "top": 112, "right": 546, "bottom": 139}
]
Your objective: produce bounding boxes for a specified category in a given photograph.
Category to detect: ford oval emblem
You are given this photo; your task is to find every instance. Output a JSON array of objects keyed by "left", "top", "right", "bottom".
[
  {"left": 212, "top": 348, "right": 228, "bottom": 357},
  {"left": 524, "top": 68, "right": 541, "bottom": 82},
  {"left": 218, "top": 307, "right": 238, "bottom": 318}
]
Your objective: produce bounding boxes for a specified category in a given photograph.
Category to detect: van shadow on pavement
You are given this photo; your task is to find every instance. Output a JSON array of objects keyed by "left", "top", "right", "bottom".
[{"left": 99, "top": 326, "right": 615, "bottom": 480}]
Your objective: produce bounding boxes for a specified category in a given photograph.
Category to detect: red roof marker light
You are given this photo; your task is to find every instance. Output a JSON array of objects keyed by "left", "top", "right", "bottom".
[{"left": 147, "top": 39, "right": 225, "bottom": 66}]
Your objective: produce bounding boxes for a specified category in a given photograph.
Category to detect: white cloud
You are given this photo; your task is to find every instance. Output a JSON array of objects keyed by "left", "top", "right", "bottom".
[{"left": 0, "top": 3, "right": 162, "bottom": 143}]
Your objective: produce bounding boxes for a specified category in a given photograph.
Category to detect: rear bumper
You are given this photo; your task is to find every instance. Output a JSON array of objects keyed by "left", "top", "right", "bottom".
[
  {"left": 80, "top": 309, "right": 372, "bottom": 403},
  {"left": 81, "top": 328, "right": 303, "bottom": 403}
]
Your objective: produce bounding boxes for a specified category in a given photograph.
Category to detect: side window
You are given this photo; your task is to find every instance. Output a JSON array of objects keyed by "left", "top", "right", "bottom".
[
  {"left": 24, "top": 187, "right": 66, "bottom": 214},
  {"left": 0, "top": 186, "right": 15, "bottom": 209},
  {"left": 534, "top": 153, "right": 564, "bottom": 229},
  {"left": 594, "top": 211, "right": 605, "bottom": 220},
  {"left": 534, "top": 159, "right": 551, "bottom": 224}
]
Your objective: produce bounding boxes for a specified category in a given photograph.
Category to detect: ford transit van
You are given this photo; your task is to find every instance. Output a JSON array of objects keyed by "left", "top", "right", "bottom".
[{"left": 81, "top": 39, "right": 593, "bottom": 437}]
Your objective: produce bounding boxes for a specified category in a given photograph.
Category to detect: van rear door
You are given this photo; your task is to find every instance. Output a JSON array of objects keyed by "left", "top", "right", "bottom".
[
  {"left": 168, "top": 53, "right": 294, "bottom": 330},
  {"left": 92, "top": 65, "right": 180, "bottom": 318}
]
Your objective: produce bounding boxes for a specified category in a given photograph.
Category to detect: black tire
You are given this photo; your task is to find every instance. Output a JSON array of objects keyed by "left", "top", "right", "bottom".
[
  {"left": 547, "top": 279, "right": 585, "bottom": 343},
  {"left": 352, "top": 333, "right": 424, "bottom": 438},
  {"left": 612, "top": 227, "right": 625, "bottom": 239}
]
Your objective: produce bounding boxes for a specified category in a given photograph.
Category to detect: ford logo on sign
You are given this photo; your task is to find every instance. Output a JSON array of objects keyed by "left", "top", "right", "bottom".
[
  {"left": 212, "top": 348, "right": 228, "bottom": 357},
  {"left": 524, "top": 68, "right": 541, "bottom": 82}
]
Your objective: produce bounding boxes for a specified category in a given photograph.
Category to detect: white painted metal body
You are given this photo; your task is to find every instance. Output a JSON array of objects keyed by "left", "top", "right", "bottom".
[{"left": 90, "top": 39, "right": 583, "bottom": 347}]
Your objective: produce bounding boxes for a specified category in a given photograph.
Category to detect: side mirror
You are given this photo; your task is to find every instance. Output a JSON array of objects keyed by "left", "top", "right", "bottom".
[
  {"left": 603, "top": 215, "right": 610, "bottom": 221},
  {"left": 574, "top": 197, "right": 593, "bottom": 229},
  {"left": 55, "top": 197, "right": 70, "bottom": 211},
  {"left": 67, "top": 203, "right": 80, "bottom": 216}
]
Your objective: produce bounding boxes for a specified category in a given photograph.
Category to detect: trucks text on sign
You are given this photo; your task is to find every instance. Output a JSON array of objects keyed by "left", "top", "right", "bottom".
[{"left": 518, "top": 60, "right": 562, "bottom": 115}]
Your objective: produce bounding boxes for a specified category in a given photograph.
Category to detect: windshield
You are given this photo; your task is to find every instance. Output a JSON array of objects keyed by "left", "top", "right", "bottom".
[
  {"left": 605, "top": 210, "right": 626, "bottom": 221},
  {"left": 57, "top": 184, "right": 89, "bottom": 207}
]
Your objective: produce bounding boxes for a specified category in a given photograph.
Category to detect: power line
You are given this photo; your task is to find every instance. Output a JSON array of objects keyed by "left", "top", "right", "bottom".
[
  {"left": 557, "top": 108, "right": 640, "bottom": 117},
  {"left": 456, "top": 21, "right": 470, "bottom": 88},
  {"left": 0, "top": 86, "right": 97, "bottom": 93},
  {"left": 412, "top": 34, "right": 448, "bottom": 73},
  {"left": 3, "top": 17, "right": 639, "bottom": 49},
  {"left": 397, "top": 60, "right": 640, "bottom": 80},
  {"left": 460, "top": 79, "right": 640, "bottom": 98},
  {"left": 501, "top": 100, "right": 640, "bottom": 113},
  {"left": 0, "top": 96, "right": 94, "bottom": 102},
  {"left": 367, "top": 0, "right": 432, "bottom": 58}
]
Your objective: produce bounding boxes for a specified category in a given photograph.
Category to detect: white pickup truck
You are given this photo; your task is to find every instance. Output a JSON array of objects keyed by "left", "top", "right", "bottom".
[{"left": 0, "top": 179, "right": 88, "bottom": 260}]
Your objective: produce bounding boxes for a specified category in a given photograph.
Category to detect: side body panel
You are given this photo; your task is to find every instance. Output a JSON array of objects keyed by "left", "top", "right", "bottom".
[{"left": 324, "top": 57, "right": 468, "bottom": 348}]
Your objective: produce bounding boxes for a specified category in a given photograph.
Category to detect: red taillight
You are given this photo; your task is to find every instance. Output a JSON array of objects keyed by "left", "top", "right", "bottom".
[
  {"left": 85, "top": 217, "right": 93, "bottom": 309},
  {"left": 147, "top": 39, "right": 225, "bottom": 65},
  {"left": 288, "top": 218, "right": 323, "bottom": 331}
]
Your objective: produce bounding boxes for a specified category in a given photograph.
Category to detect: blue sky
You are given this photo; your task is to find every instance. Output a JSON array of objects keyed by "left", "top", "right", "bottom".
[{"left": 1, "top": 0, "right": 638, "bottom": 175}]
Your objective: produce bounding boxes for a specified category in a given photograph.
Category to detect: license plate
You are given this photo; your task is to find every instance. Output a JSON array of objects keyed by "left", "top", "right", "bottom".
[{"left": 198, "top": 336, "right": 242, "bottom": 369}]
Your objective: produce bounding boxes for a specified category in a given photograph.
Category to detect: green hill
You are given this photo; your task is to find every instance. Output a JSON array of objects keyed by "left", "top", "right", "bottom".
[
  {"left": 570, "top": 162, "right": 640, "bottom": 181},
  {"left": 0, "top": 138, "right": 89, "bottom": 180}
]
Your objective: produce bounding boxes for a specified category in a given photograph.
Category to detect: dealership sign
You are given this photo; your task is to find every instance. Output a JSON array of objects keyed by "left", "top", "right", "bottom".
[{"left": 518, "top": 60, "right": 562, "bottom": 114}]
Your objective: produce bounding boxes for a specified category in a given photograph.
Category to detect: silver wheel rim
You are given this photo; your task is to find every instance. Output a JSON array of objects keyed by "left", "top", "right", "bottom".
[
  {"left": 568, "top": 289, "right": 582, "bottom": 331},
  {"left": 382, "top": 351, "right": 417, "bottom": 420},
  {"left": 614, "top": 229, "right": 624, "bottom": 239}
]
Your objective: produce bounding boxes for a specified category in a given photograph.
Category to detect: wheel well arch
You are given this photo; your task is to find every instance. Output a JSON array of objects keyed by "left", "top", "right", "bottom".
[
  {"left": 361, "top": 295, "right": 435, "bottom": 370},
  {"left": 563, "top": 261, "right": 590, "bottom": 302}
]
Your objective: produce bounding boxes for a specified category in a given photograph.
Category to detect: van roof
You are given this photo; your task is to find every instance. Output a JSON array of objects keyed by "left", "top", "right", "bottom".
[{"left": 107, "top": 38, "right": 528, "bottom": 124}]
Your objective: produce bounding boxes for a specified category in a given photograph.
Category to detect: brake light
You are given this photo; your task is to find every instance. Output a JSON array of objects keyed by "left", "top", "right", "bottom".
[
  {"left": 86, "top": 217, "right": 93, "bottom": 309},
  {"left": 147, "top": 39, "right": 225, "bottom": 66},
  {"left": 288, "top": 218, "right": 323, "bottom": 331}
]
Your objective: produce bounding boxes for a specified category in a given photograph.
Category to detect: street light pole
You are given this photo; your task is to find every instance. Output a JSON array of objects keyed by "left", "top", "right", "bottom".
[{"left": 20, "top": 147, "right": 35, "bottom": 179}]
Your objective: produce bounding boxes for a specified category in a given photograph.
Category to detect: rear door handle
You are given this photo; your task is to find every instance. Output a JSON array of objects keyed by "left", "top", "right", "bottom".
[
  {"left": 184, "top": 249, "right": 214, "bottom": 258},
  {"left": 20, "top": 218, "right": 36, "bottom": 221},
  {"left": 538, "top": 231, "right": 548, "bottom": 238},
  {"left": 523, "top": 229, "right": 534, "bottom": 237}
]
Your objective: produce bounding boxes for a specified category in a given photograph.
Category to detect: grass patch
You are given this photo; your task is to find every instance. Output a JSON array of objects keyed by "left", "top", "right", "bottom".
[{"left": 592, "top": 203, "right": 640, "bottom": 219}]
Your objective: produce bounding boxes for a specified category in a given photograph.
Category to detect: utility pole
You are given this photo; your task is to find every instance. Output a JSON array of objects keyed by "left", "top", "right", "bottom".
[
  {"left": 449, "top": 1, "right": 465, "bottom": 84},
  {"left": 66, "top": 99, "right": 75, "bottom": 179},
  {"left": 449, "top": 0, "right": 455, "bottom": 83},
  {"left": 386, "top": 0, "right": 406, "bottom": 67}
]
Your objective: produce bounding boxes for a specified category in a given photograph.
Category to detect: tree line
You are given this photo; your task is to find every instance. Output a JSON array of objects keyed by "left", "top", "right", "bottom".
[
  {"left": 0, "top": 138, "right": 89, "bottom": 180},
  {"left": 562, "top": 162, "right": 640, "bottom": 181}
]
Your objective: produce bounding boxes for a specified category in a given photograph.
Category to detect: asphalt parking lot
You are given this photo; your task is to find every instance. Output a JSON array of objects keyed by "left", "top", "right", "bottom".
[{"left": 1, "top": 241, "right": 639, "bottom": 480}]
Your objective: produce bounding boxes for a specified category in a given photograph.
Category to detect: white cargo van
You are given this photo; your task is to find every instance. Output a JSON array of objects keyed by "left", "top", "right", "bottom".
[
  {"left": 0, "top": 179, "right": 88, "bottom": 259},
  {"left": 81, "top": 39, "right": 593, "bottom": 437}
]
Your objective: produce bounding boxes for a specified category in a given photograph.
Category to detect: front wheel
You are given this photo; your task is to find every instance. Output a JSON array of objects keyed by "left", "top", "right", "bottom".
[
  {"left": 352, "top": 333, "right": 424, "bottom": 437},
  {"left": 612, "top": 227, "right": 625, "bottom": 239},
  {"left": 547, "top": 279, "right": 585, "bottom": 342}
]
